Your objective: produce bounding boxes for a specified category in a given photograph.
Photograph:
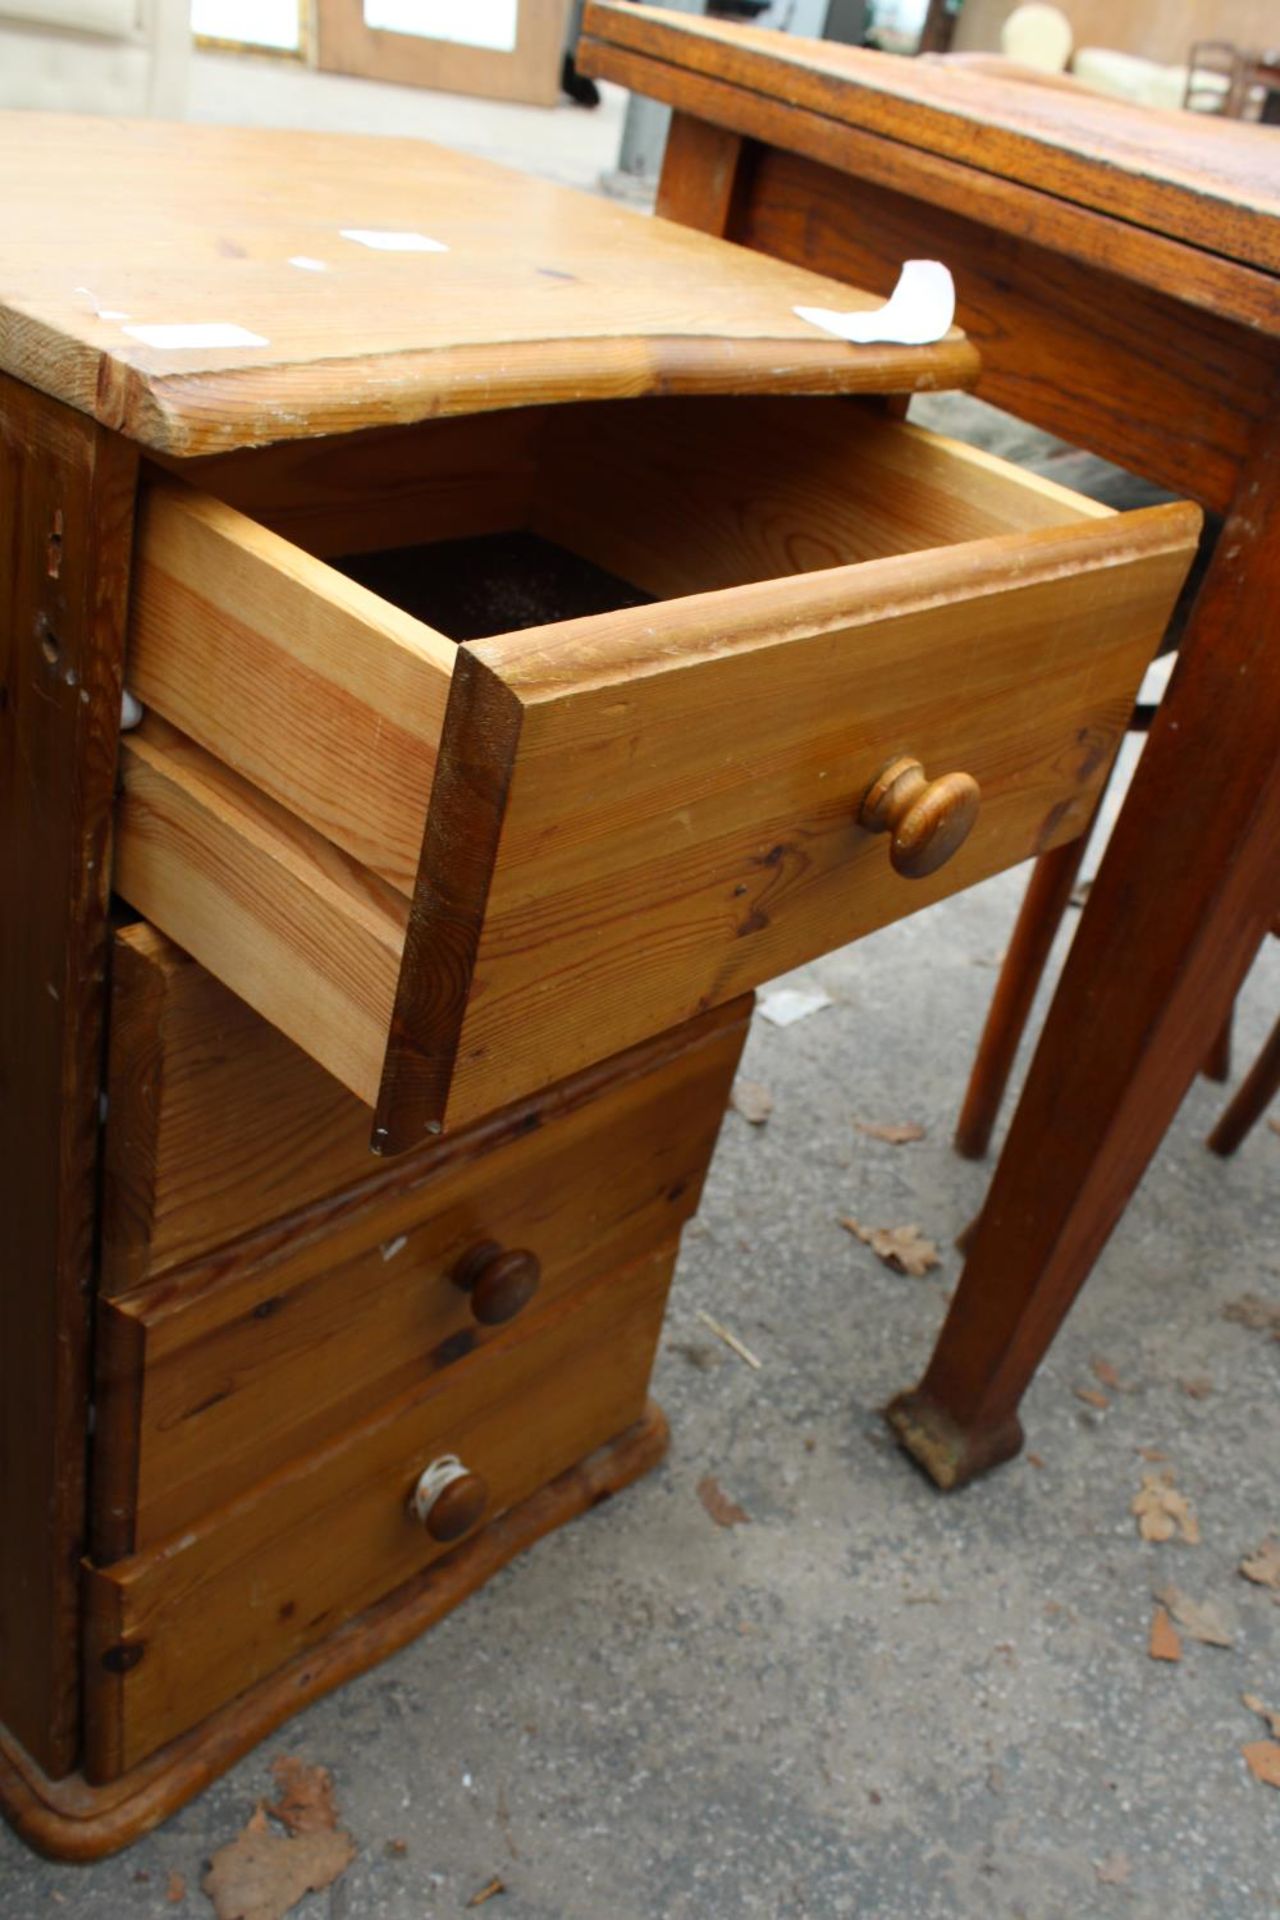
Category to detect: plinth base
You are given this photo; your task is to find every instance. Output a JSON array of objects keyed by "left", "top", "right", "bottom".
[{"left": 0, "top": 1402, "right": 669, "bottom": 1861}]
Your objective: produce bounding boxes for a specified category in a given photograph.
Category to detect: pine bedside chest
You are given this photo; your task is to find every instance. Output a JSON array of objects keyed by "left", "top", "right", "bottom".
[{"left": 0, "top": 113, "right": 1199, "bottom": 1855}]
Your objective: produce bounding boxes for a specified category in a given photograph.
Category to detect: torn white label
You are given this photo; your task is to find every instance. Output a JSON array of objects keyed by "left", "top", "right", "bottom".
[
  {"left": 340, "top": 228, "right": 449, "bottom": 253},
  {"left": 758, "top": 987, "right": 833, "bottom": 1028},
  {"left": 288, "top": 255, "right": 330, "bottom": 272},
  {"left": 122, "top": 322, "right": 269, "bottom": 349},
  {"left": 795, "top": 261, "right": 955, "bottom": 348}
]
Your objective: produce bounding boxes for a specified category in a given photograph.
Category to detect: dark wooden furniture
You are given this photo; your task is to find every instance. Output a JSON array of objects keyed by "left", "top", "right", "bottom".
[{"left": 581, "top": 0, "right": 1280, "bottom": 1488}]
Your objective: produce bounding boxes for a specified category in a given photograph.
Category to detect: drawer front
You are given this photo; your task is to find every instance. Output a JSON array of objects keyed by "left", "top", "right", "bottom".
[
  {"left": 85, "top": 1245, "right": 674, "bottom": 1780},
  {"left": 116, "top": 398, "right": 1201, "bottom": 1149},
  {"left": 94, "top": 991, "right": 747, "bottom": 1556}
]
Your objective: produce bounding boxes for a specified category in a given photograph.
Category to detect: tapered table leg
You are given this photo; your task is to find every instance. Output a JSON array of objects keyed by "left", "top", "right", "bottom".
[{"left": 889, "top": 415, "right": 1280, "bottom": 1489}]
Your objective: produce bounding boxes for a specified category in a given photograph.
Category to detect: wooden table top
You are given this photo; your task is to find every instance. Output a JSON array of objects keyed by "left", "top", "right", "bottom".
[
  {"left": 584, "top": 2, "right": 1280, "bottom": 279},
  {"left": 0, "top": 114, "right": 977, "bottom": 455}
]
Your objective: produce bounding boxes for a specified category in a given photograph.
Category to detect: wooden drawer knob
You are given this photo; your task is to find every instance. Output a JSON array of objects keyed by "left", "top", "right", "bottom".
[
  {"left": 451, "top": 1241, "right": 541, "bottom": 1326},
  {"left": 410, "top": 1456, "right": 489, "bottom": 1543},
  {"left": 859, "top": 755, "right": 980, "bottom": 879}
]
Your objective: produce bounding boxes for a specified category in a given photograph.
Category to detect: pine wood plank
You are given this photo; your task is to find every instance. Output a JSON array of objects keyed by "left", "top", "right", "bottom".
[
  {"left": 114, "top": 719, "right": 406, "bottom": 1108},
  {"left": 378, "top": 502, "right": 1199, "bottom": 1143},
  {"left": 533, "top": 396, "right": 1107, "bottom": 604},
  {"left": 126, "top": 482, "right": 454, "bottom": 890},
  {"left": 0, "top": 117, "right": 977, "bottom": 457},
  {"left": 84, "top": 1246, "right": 676, "bottom": 1780},
  {"left": 152, "top": 409, "right": 546, "bottom": 560},
  {"left": 94, "top": 985, "right": 746, "bottom": 1551},
  {"left": 0, "top": 374, "right": 136, "bottom": 1778},
  {"left": 101, "top": 925, "right": 378, "bottom": 1296},
  {"left": 2, "top": 1407, "right": 668, "bottom": 1862},
  {"left": 130, "top": 402, "right": 1108, "bottom": 913}
]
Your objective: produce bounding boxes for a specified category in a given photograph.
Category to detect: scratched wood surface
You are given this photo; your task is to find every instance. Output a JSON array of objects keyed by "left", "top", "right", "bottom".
[
  {"left": 0, "top": 115, "right": 978, "bottom": 458},
  {"left": 84, "top": 1245, "right": 676, "bottom": 1779},
  {"left": 0, "top": 376, "right": 136, "bottom": 1779},
  {"left": 581, "top": 2, "right": 1280, "bottom": 276}
]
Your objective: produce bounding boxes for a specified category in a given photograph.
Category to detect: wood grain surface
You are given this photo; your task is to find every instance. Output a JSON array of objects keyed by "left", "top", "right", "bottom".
[
  {"left": 582, "top": 2, "right": 1280, "bottom": 275},
  {"left": 94, "top": 984, "right": 745, "bottom": 1552},
  {"left": 0, "top": 375, "right": 136, "bottom": 1778},
  {"left": 730, "top": 145, "right": 1274, "bottom": 515},
  {"left": 1, "top": 1406, "right": 668, "bottom": 1861},
  {"left": 0, "top": 116, "right": 976, "bottom": 456},
  {"left": 378, "top": 501, "right": 1198, "bottom": 1144},
  {"left": 127, "top": 481, "right": 454, "bottom": 888},
  {"left": 114, "top": 718, "right": 408, "bottom": 1107},
  {"left": 84, "top": 1247, "right": 677, "bottom": 1779}
]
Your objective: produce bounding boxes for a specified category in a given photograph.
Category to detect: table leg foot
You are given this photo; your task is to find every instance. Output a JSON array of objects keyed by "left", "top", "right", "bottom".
[{"left": 885, "top": 1388, "right": 1024, "bottom": 1491}]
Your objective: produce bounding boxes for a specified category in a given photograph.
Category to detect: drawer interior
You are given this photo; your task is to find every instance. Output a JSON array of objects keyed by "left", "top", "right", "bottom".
[{"left": 120, "top": 395, "right": 1200, "bottom": 1147}]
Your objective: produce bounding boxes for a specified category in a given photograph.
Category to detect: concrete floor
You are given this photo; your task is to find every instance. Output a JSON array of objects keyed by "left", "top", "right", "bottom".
[
  {"left": 4, "top": 861, "right": 1276, "bottom": 1918},
  {"left": 4, "top": 61, "right": 1278, "bottom": 1920}
]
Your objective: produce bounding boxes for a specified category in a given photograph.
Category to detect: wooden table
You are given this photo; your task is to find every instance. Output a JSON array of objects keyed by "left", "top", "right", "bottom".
[{"left": 581, "top": 1, "right": 1280, "bottom": 1489}]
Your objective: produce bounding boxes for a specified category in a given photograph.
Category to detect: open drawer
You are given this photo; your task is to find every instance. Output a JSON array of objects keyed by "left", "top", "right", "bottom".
[{"left": 116, "top": 395, "right": 1200, "bottom": 1150}]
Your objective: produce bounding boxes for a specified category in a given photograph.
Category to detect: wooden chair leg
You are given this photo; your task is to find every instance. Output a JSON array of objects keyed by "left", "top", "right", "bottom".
[
  {"left": 1207, "top": 1012, "right": 1280, "bottom": 1155},
  {"left": 954, "top": 819, "right": 1096, "bottom": 1160},
  {"left": 888, "top": 424, "right": 1280, "bottom": 1489},
  {"left": 1202, "top": 1002, "right": 1234, "bottom": 1082}
]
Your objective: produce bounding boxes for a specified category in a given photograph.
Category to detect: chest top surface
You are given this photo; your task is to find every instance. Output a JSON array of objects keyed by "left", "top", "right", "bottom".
[
  {"left": 0, "top": 114, "right": 976, "bottom": 455},
  {"left": 584, "top": 1, "right": 1280, "bottom": 287}
]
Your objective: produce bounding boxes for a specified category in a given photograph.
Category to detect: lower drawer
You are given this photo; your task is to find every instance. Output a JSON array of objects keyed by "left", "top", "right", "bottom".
[
  {"left": 93, "top": 987, "right": 747, "bottom": 1557},
  {"left": 84, "top": 1243, "right": 675, "bottom": 1781}
]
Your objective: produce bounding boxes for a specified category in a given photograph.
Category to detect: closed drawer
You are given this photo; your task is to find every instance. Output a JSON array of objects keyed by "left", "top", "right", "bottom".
[
  {"left": 94, "top": 987, "right": 747, "bottom": 1556},
  {"left": 85, "top": 1244, "right": 674, "bottom": 1780},
  {"left": 116, "top": 394, "right": 1200, "bottom": 1151}
]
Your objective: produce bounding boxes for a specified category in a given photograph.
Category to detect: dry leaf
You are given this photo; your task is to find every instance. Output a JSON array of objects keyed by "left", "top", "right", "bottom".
[
  {"left": 1136, "top": 1446, "right": 1168, "bottom": 1463},
  {"left": 1241, "top": 1741, "right": 1280, "bottom": 1789},
  {"left": 267, "top": 1756, "right": 342, "bottom": 1836},
  {"left": 1222, "top": 1294, "right": 1280, "bottom": 1338},
  {"left": 1091, "top": 1357, "right": 1122, "bottom": 1390},
  {"left": 203, "top": 1805, "right": 356, "bottom": 1920},
  {"left": 467, "top": 1876, "right": 507, "bottom": 1907},
  {"left": 855, "top": 1120, "right": 925, "bottom": 1145},
  {"left": 1027, "top": 1453, "right": 1046, "bottom": 1470},
  {"left": 1240, "top": 1538, "right": 1280, "bottom": 1590},
  {"left": 1147, "top": 1605, "right": 1182, "bottom": 1663},
  {"left": 1178, "top": 1375, "right": 1214, "bottom": 1399},
  {"left": 1132, "top": 1471, "right": 1200, "bottom": 1544},
  {"left": 166, "top": 1870, "right": 186, "bottom": 1903},
  {"left": 1155, "top": 1583, "right": 1233, "bottom": 1648},
  {"left": 1094, "top": 1853, "right": 1132, "bottom": 1886},
  {"left": 731, "top": 1079, "right": 773, "bottom": 1126},
  {"left": 1268, "top": 1116, "right": 1279, "bottom": 1137},
  {"left": 1074, "top": 1386, "right": 1110, "bottom": 1411},
  {"left": 1242, "top": 1693, "right": 1280, "bottom": 1738},
  {"left": 697, "top": 1475, "right": 750, "bottom": 1528},
  {"left": 839, "top": 1217, "right": 940, "bottom": 1277}
]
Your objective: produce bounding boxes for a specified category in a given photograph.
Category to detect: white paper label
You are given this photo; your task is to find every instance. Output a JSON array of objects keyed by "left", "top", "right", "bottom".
[
  {"left": 795, "top": 261, "right": 956, "bottom": 348},
  {"left": 340, "top": 228, "right": 449, "bottom": 253}
]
